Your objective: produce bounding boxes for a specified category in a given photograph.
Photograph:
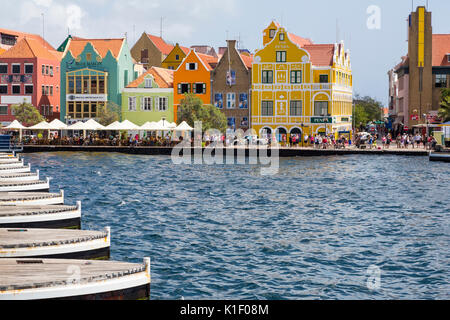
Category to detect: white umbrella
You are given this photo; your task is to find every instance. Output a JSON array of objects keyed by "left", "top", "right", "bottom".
[
  {"left": 105, "top": 121, "right": 121, "bottom": 130},
  {"left": 6, "top": 120, "right": 26, "bottom": 130},
  {"left": 67, "top": 121, "right": 87, "bottom": 130},
  {"left": 5, "top": 120, "right": 26, "bottom": 141},
  {"left": 174, "top": 121, "right": 194, "bottom": 132},
  {"left": 155, "top": 119, "right": 173, "bottom": 131},
  {"left": 82, "top": 119, "right": 106, "bottom": 131},
  {"left": 169, "top": 122, "right": 177, "bottom": 129},
  {"left": 28, "top": 121, "right": 52, "bottom": 130},
  {"left": 140, "top": 122, "right": 159, "bottom": 131},
  {"left": 48, "top": 119, "right": 68, "bottom": 130},
  {"left": 120, "top": 120, "right": 140, "bottom": 131}
]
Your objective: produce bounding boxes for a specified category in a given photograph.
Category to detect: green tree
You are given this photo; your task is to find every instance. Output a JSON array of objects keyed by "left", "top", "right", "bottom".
[
  {"left": 11, "top": 102, "right": 44, "bottom": 126},
  {"left": 353, "top": 94, "right": 383, "bottom": 128},
  {"left": 178, "top": 94, "right": 227, "bottom": 133},
  {"left": 438, "top": 88, "right": 450, "bottom": 123},
  {"left": 97, "top": 101, "right": 120, "bottom": 126}
]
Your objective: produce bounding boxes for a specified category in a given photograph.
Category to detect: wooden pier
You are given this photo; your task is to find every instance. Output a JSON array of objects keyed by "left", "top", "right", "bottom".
[
  {"left": 0, "top": 258, "right": 151, "bottom": 300},
  {"left": 0, "top": 191, "right": 64, "bottom": 206},
  {"left": 0, "top": 204, "right": 81, "bottom": 229},
  {"left": 0, "top": 227, "right": 110, "bottom": 260}
]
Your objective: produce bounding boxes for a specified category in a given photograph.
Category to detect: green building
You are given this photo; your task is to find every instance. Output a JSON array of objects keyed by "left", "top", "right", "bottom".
[
  {"left": 121, "top": 67, "right": 174, "bottom": 126},
  {"left": 59, "top": 36, "right": 136, "bottom": 123}
]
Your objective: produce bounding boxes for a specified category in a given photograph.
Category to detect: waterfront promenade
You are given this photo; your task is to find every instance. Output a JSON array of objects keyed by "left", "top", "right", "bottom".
[{"left": 21, "top": 145, "right": 430, "bottom": 157}]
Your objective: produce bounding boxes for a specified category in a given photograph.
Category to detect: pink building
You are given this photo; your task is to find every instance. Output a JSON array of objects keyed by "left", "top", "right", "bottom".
[{"left": 0, "top": 37, "right": 62, "bottom": 125}]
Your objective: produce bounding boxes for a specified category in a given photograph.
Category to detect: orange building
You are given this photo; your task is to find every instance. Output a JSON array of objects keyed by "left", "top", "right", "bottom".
[{"left": 173, "top": 50, "right": 218, "bottom": 121}]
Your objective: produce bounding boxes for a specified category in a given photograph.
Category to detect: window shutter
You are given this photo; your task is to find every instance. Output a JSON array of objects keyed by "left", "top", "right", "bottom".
[
  {"left": 188, "top": 83, "right": 191, "bottom": 93},
  {"left": 203, "top": 83, "right": 206, "bottom": 94},
  {"left": 155, "top": 96, "right": 160, "bottom": 111},
  {"left": 186, "top": 63, "right": 189, "bottom": 70},
  {"left": 178, "top": 83, "right": 181, "bottom": 94}
]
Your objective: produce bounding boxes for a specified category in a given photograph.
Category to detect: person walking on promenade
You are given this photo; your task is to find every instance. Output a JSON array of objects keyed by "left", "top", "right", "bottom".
[
  {"left": 304, "top": 134, "right": 309, "bottom": 148},
  {"left": 382, "top": 135, "right": 386, "bottom": 149},
  {"left": 414, "top": 133, "right": 421, "bottom": 149},
  {"left": 386, "top": 134, "right": 392, "bottom": 149},
  {"left": 396, "top": 134, "right": 402, "bottom": 149}
]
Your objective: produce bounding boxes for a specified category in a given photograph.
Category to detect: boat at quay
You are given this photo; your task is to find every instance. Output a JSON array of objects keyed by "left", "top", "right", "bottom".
[
  {"left": 0, "top": 159, "right": 26, "bottom": 168},
  {"left": 0, "top": 204, "right": 82, "bottom": 229},
  {"left": 0, "top": 163, "right": 31, "bottom": 174},
  {"left": 429, "top": 152, "right": 450, "bottom": 162},
  {"left": 0, "top": 191, "right": 64, "bottom": 206},
  {"left": 0, "top": 227, "right": 111, "bottom": 260},
  {"left": 0, "top": 258, "right": 151, "bottom": 300}
]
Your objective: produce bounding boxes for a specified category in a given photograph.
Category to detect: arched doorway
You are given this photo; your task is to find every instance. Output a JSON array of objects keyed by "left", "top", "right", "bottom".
[
  {"left": 276, "top": 127, "right": 287, "bottom": 143},
  {"left": 260, "top": 127, "right": 272, "bottom": 140},
  {"left": 290, "top": 127, "right": 302, "bottom": 146}
]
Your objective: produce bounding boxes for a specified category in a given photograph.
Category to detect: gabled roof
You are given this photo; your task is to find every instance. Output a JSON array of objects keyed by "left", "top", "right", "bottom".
[
  {"left": 288, "top": 33, "right": 313, "bottom": 48},
  {"left": 65, "top": 38, "right": 125, "bottom": 59},
  {"left": 0, "top": 37, "right": 61, "bottom": 60},
  {"left": 303, "top": 44, "right": 335, "bottom": 67},
  {"left": 0, "top": 28, "right": 55, "bottom": 50},
  {"left": 240, "top": 54, "right": 253, "bottom": 69},
  {"left": 196, "top": 52, "right": 218, "bottom": 70},
  {"left": 126, "top": 66, "right": 173, "bottom": 88},
  {"left": 147, "top": 34, "right": 174, "bottom": 56},
  {"left": 432, "top": 34, "right": 450, "bottom": 66}
]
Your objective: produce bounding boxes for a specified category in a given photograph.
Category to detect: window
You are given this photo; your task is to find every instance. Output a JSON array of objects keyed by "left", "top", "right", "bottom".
[
  {"left": 42, "top": 85, "right": 45, "bottom": 95},
  {"left": 75, "top": 76, "right": 82, "bottom": 94},
  {"left": 45, "top": 66, "right": 49, "bottom": 75},
  {"left": 276, "top": 51, "right": 286, "bottom": 62},
  {"left": 0, "top": 64, "right": 7, "bottom": 74},
  {"left": 142, "top": 97, "right": 152, "bottom": 111},
  {"left": 12, "top": 85, "right": 20, "bottom": 94},
  {"left": 194, "top": 83, "right": 206, "bottom": 94},
  {"left": 156, "top": 97, "right": 168, "bottom": 111},
  {"left": 290, "top": 70, "right": 302, "bottom": 84},
  {"left": 1, "top": 34, "right": 16, "bottom": 46},
  {"left": 178, "top": 83, "right": 191, "bottom": 94},
  {"left": 435, "top": 74, "right": 447, "bottom": 88},
  {"left": 50, "top": 66, "right": 53, "bottom": 77},
  {"left": 0, "top": 106, "right": 7, "bottom": 115},
  {"left": 50, "top": 86, "right": 53, "bottom": 96},
  {"left": 144, "top": 78, "right": 153, "bottom": 88},
  {"left": 314, "top": 101, "right": 329, "bottom": 116},
  {"left": 262, "top": 70, "right": 273, "bottom": 84},
  {"left": 42, "top": 65, "right": 45, "bottom": 75},
  {"left": 168, "top": 66, "right": 174, "bottom": 70},
  {"left": 279, "top": 33, "right": 285, "bottom": 41},
  {"left": 128, "top": 97, "right": 136, "bottom": 111},
  {"left": 12, "top": 64, "right": 20, "bottom": 74},
  {"left": 0, "top": 85, "right": 7, "bottom": 94},
  {"left": 46, "top": 86, "right": 49, "bottom": 95},
  {"left": 175, "top": 55, "right": 180, "bottom": 61},
  {"left": 447, "top": 54, "right": 450, "bottom": 63},
  {"left": 86, "top": 53, "right": 92, "bottom": 61},
  {"left": 269, "top": 29, "right": 276, "bottom": 38},
  {"left": 227, "top": 93, "right": 236, "bottom": 109},
  {"left": 98, "top": 76, "right": 105, "bottom": 94},
  {"left": 261, "top": 101, "right": 274, "bottom": 116},
  {"left": 25, "top": 85, "right": 33, "bottom": 94},
  {"left": 25, "top": 64, "right": 33, "bottom": 74},
  {"left": 187, "top": 63, "right": 197, "bottom": 70},
  {"left": 290, "top": 100, "right": 302, "bottom": 116},
  {"left": 319, "top": 74, "right": 329, "bottom": 83}
]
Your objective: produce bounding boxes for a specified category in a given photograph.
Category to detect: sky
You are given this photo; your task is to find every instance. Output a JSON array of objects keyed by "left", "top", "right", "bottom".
[{"left": 1, "top": 0, "right": 449, "bottom": 106}]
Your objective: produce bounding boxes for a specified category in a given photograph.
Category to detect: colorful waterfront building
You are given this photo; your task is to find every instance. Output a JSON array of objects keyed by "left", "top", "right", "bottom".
[
  {"left": 211, "top": 40, "right": 253, "bottom": 131},
  {"left": 173, "top": 50, "right": 218, "bottom": 121},
  {"left": 121, "top": 67, "right": 174, "bottom": 126},
  {"left": 59, "top": 37, "right": 136, "bottom": 123},
  {"left": 0, "top": 37, "right": 62, "bottom": 124},
  {"left": 161, "top": 43, "right": 190, "bottom": 70},
  {"left": 251, "top": 22, "right": 353, "bottom": 140},
  {"left": 131, "top": 33, "right": 176, "bottom": 70}
]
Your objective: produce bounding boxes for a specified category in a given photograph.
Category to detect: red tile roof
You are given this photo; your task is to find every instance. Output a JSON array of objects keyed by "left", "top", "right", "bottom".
[
  {"left": 147, "top": 34, "right": 174, "bottom": 56},
  {"left": 196, "top": 52, "right": 218, "bottom": 71},
  {"left": 0, "top": 28, "right": 55, "bottom": 50},
  {"left": 303, "top": 44, "right": 335, "bottom": 67},
  {"left": 126, "top": 67, "right": 173, "bottom": 88},
  {"left": 288, "top": 33, "right": 313, "bottom": 48},
  {"left": 66, "top": 38, "right": 125, "bottom": 59},
  {"left": 432, "top": 34, "right": 450, "bottom": 66},
  {"left": 0, "top": 37, "right": 61, "bottom": 60},
  {"left": 240, "top": 54, "right": 253, "bottom": 69}
]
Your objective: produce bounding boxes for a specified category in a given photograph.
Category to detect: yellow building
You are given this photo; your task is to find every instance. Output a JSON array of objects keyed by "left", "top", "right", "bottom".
[
  {"left": 252, "top": 22, "right": 353, "bottom": 141},
  {"left": 161, "top": 43, "right": 190, "bottom": 70}
]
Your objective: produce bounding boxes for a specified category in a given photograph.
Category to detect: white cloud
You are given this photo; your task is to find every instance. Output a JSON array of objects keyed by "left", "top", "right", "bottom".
[
  {"left": 66, "top": 4, "right": 84, "bottom": 31},
  {"left": 33, "top": 0, "right": 53, "bottom": 7}
]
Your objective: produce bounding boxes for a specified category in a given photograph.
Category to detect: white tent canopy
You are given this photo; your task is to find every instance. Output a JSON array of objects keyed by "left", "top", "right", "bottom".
[
  {"left": 82, "top": 119, "right": 106, "bottom": 131},
  {"left": 5, "top": 120, "right": 26, "bottom": 130},
  {"left": 105, "top": 121, "right": 121, "bottom": 130},
  {"left": 28, "top": 121, "right": 52, "bottom": 130},
  {"left": 140, "top": 122, "right": 159, "bottom": 131},
  {"left": 48, "top": 119, "right": 68, "bottom": 130},
  {"left": 105, "top": 120, "right": 140, "bottom": 131},
  {"left": 67, "top": 121, "right": 87, "bottom": 130},
  {"left": 174, "top": 121, "right": 194, "bottom": 132}
]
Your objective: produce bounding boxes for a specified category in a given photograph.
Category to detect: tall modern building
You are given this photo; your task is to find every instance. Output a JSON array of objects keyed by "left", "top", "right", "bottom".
[{"left": 389, "top": 6, "right": 450, "bottom": 134}]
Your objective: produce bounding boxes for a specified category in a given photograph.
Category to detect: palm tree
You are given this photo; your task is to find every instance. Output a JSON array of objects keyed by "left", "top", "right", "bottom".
[{"left": 438, "top": 89, "right": 450, "bottom": 123}]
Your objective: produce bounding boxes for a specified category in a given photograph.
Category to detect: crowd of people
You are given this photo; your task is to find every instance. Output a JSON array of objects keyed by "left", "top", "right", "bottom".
[{"left": 353, "top": 132, "right": 438, "bottom": 150}]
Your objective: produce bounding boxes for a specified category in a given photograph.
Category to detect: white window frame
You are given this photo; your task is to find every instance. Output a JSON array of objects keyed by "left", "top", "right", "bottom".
[
  {"left": 0, "top": 63, "right": 7, "bottom": 74},
  {"left": 290, "top": 100, "right": 303, "bottom": 116},
  {"left": 276, "top": 51, "right": 286, "bottom": 63},
  {"left": 0, "top": 105, "right": 8, "bottom": 115},
  {"left": 226, "top": 92, "right": 236, "bottom": 109},
  {"left": 186, "top": 63, "right": 198, "bottom": 71},
  {"left": 0, "top": 85, "right": 7, "bottom": 94},
  {"left": 128, "top": 96, "right": 137, "bottom": 111},
  {"left": 158, "top": 97, "right": 168, "bottom": 112},
  {"left": 141, "top": 96, "right": 152, "bottom": 111},
  {"left": 12, "top": 85, "right": 21, "bottom": 95},
  {"left": 24, "top": 63, "right": 34, "bottom": 74},
  {"left": 11, "top": 63, "right": 21, "bottom": 74},
  {"left": 144, "top": 77, "right": 153, "bottom": 88}
]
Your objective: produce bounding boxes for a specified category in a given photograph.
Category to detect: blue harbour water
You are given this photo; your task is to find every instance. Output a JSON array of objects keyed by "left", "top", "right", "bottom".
[{"left": 25, "top": 152, "right": 449, "bottom": 300}]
